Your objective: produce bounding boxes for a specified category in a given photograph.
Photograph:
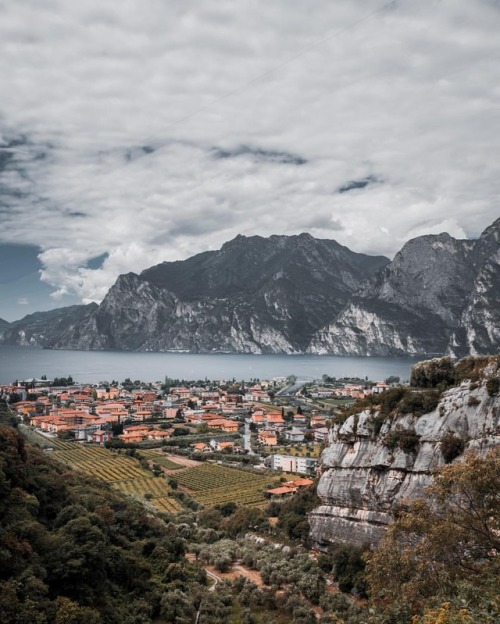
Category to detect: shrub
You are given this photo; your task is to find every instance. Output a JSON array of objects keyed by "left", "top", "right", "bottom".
[
  {"left": 399, "top": 391, "right": 440, "bottom": 416},
  {"left": 467, "top": 396, "right": 480, "bottom": 407},
  {"left": 455, "top": 356, "right": 490, "bottom": 383},
  {"left": 385, "top": 428, "right": 420, "bottom": 453},
  {"left": 486, "top": 377, "right": 500, "bottom": 397},
  {"left": 410, "top": 357, "right": 455, "bottom": 388},
  {"left": 398, "top": 429, "right": 421, "bottom": 454},
  {"left": 331, "top": 545, "right": 368, "bottom": 596},
  {"left": 440, "top": 433, "right": 466, "bottom": 463}
]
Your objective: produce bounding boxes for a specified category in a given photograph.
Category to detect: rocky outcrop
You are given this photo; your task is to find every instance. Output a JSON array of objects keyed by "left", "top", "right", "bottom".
[{"left": 309, "top": 358, "right": 500, "bottom": 549}]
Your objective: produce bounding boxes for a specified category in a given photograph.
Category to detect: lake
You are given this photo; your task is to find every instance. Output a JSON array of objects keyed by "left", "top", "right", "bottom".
[{"left": 0, "top": 345, "right": 426, "bottom": 385}]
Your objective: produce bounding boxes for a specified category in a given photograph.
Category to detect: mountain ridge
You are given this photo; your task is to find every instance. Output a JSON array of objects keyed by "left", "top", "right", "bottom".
[{"left": 1, "top": 219, "right": 499, "bottom": 355}]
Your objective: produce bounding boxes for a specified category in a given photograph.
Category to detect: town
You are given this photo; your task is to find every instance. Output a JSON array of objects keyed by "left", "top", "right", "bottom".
[{"left": 2, "top": 374, "right": 395, "bottom": 496}]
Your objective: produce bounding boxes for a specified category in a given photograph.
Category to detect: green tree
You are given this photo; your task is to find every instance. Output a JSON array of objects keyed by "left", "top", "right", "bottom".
[{"left": 365, "top": 450, "right": 500, "bottom": 621}]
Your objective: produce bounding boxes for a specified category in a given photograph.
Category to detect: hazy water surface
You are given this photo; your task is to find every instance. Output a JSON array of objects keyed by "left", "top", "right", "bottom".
[{"left": 0, "top": 345, "right": 426, "bottom": 385}]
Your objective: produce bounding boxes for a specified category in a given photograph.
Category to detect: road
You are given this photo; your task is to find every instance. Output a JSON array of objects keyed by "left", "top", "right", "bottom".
[{"left": 243, "top": 421, "right": 256, "bottom": 455}]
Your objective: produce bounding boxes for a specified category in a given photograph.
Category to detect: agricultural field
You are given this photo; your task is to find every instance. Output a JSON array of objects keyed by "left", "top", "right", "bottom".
[
  {"left": 51, "top": 444, "right": 182, "bottom": 513},
  {"left": 138, "top": 449, "right": 184, "bottom": 470},
  {"left": 174, "top": 463, "right": 279, "bottom": 507}
]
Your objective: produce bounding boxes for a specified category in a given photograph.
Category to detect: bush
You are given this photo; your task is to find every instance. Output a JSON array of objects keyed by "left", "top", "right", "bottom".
[
  {"left": 385, "top": 428, "right": 420, "bottom": 453},
  {"left": 440, "top": 433, "right": 466, "bottom": 463},
  {"left": 455, "top": 356, "right": 490, "bottom": 383},
  {"left": 486, "top": 377, "right": 500, "bottom": 397},
  {"left": 410, "top": 357, "right": 455, "bottom": 388},
  {"left": 399, "top": 391, "right": 439, "bottom": 416},
  {"left": 331, "top": 545, "right": 368, "bottom": 596}
]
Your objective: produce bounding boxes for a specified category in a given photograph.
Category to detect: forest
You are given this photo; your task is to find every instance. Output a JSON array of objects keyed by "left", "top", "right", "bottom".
[{"left": 1, "top": 398, "right": 498, "bottom": 623}]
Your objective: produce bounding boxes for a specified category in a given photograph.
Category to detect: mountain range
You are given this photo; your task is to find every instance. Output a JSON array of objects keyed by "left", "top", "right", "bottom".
[{"left": 1, "top": 218, "right": 499, "bottom": 356}]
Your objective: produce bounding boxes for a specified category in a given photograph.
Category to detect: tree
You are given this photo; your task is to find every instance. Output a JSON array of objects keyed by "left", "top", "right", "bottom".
[
  {"left": 159, "top": 589, "right": 195, "bottom": 624},
  {"left": 365, "top": 450, "right": 500, "bottom": 621},
  {"left": 385, "top": 376, "right": 400, "bottom": 385}
]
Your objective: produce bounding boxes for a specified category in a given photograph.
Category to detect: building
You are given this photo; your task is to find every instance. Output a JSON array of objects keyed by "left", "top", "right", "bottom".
[
  {"left": 258, "top": 430, "right": 278, "bottom": 446},
  {"left": 269, "top": 453, "right": 318, "bottom": 475},
  {"left": 314, "top": 427, "right": 329, "bottom": 442},
  {"left": 284, "top": 428, "right": 305, "bottom": 442}
]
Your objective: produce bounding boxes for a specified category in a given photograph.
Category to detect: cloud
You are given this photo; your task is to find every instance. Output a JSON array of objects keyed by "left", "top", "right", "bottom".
[
  {"left": 17, "top": 297, "right": 29, "bottom": 305},
  {"left": 0, "top": 0, "right": 499, "bottom": 310},
  {"left": 211, "top": 145, "right": 307, "bottom": 165},
  {"left": 338, "top": 175, "right": 379, "bottom": 193}
]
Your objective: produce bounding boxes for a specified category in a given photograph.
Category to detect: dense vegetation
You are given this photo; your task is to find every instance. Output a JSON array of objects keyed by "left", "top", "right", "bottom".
[{"left": 0, "top": 400, "right": 201, "bottom": 623}]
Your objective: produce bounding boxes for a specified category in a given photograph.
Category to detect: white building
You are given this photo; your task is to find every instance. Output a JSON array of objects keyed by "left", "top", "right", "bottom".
[{"left": 270, "top": 453, "right": 317, "bottom": 475}]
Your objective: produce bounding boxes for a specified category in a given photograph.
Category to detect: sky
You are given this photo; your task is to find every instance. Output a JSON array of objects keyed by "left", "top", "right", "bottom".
[{"left": 0, "top": 0, "right": 499, "bottom": 321}]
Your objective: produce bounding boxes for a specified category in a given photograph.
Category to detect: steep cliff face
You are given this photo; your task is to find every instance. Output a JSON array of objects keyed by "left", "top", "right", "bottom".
[
  {"left": 309, "top": 358, "right": 500, "bottom": 550},
  {"left": 308, "top": 218, "right": 500, "bottom": 356},
  {"left": 450, "top": 219, "right": 500, "bottom": 356},
  {"left": 4, "top": 219, "right": 500, "bottom": 354},
  {"left": 53, "top": 233, "right": 389, "bottom": 353},
  {"left": 0, "top": 304, "right": 98, "bottom": 347}
]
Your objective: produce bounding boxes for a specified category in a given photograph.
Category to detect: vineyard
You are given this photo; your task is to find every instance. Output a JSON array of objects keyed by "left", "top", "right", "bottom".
[
  {"left": 174, "top": 463, "right": 278, "bottom": 507},
  {"left": 52, "top": 444, "right": 182, "bottom": 513},
  {"left": 138, "top": 449, "right": 184, "bottom": 470},
  {"left": 25, "top": 429, "right": 281, "bottom": 510}
]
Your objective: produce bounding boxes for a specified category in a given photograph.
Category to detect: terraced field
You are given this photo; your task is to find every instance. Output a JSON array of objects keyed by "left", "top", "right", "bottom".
[
  {"left": 52, "top": 444, "right": 182, "bottom": 513},
  {"left": 174, "top": 463, "right": 278, "bottom": 507}
]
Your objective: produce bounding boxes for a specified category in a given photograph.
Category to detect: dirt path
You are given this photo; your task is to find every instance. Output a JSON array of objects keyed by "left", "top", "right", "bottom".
[{"left": 186, "top": 554, "right": 264, "bottom": 587}]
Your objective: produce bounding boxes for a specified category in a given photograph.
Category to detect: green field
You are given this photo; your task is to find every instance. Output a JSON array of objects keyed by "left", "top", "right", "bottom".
[
  {"left": 174, "top": 463, "right": 279, "bottom": 507},
  {"left": 138, "top": 449, "right": 184, "bottom": 470},
  {"left": 50, "top": 443, "right": 182, "bottom": 513}
]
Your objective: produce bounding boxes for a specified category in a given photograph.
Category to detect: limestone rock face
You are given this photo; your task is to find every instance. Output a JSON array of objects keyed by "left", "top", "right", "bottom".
[
  {"left": 309, "top": 373, "right": 500, "bottom": 550},
  {"left": 0, "top": 304, "right": 97, "bottom": 348},
  {"left": 50, "top": 233, "right": 389, "bottom": 353},
  {"left": 308, "top": 218, "right": 500, "bottom": 356}
]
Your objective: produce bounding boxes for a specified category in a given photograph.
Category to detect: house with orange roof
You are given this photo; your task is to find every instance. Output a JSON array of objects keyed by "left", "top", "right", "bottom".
[
  {"left": 310, "top": 415, "right": 327, "bottom": 427},
  {"left": 258, "top": 430, "right": 278, "bottom": 446},
  {"left": 251, "top": 412, "right": 266, "bottom": 425},
  {"left": 211, "top": 440, "right": 235, "bottom": 452},
  {"left": 132, "top": 409, "right": 153, "bottom": 422},
  {"left": 147, "top": 430, "right": 172, "bottom": 441},
  {"left": 91, "top": 430, "right": 110, "bottom": 444},
  {"left": 266, "top": 411, "right": 285, "bottom": 426},
  {"left": 122, "top": 424, "right": 150, "bottom": 434},
  {"left": 184, "top": 411, "right": 204, "bottom": 424},
  {"left": 191, "top": 442, "right": 210, "bottom": 452},
  {"left": 206, "top": 418, "right": 239, "bottom": 433},
  {"left": 118, "top": 432, "right": 145, "bottom": 443},
  {"left": 266, "top": 486, "right": 296, "bottom": 498},
  {"left": 371, "top": 382, "right": 390, "bottom": 394},
  {"left": 284, "top": 478, "right": 314, "bottom": 488}
]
